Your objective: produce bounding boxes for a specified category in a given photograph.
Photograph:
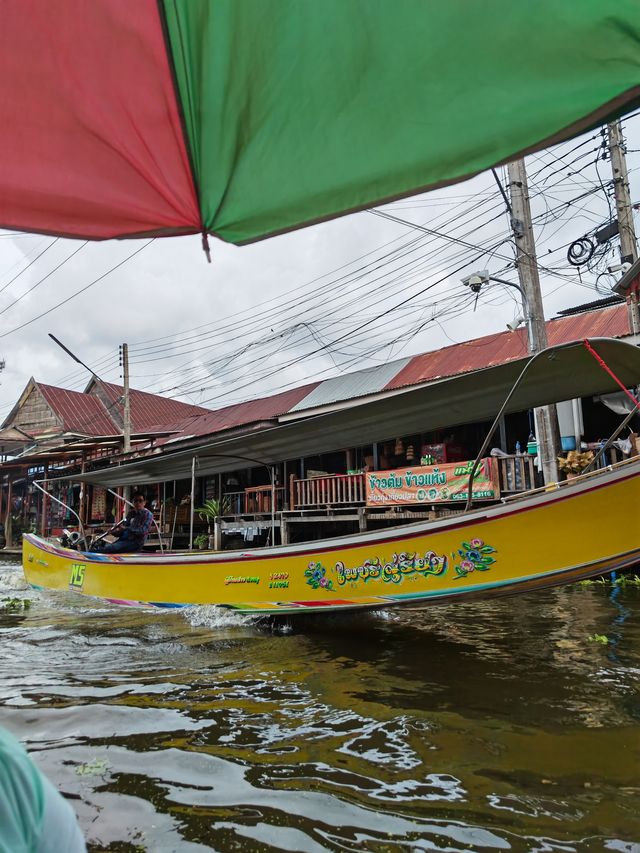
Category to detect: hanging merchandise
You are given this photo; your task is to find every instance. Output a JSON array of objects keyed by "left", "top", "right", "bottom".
[
  {"left": 406, "top": 444, "right": 415, "bottom": 461},
  {"left": 394, "top": 438, "right": 404, "bottom": 456},
  {"left": 91, "top": 487, "right": 106, "bottom": 522}
]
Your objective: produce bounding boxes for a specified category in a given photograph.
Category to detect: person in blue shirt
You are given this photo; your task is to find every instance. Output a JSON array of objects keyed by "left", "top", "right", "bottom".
[
  {"left": 0, "top": 725, "right": 86, "bottom": 853},
  {"left": 102, "top": 492, "right": 154, "bottom": 554}
]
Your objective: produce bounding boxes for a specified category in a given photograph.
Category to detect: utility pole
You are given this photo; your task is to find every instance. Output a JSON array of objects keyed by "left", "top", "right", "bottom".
[
  {"left": 607, "top": 120, "right": 640, "bottom": 335},
  {"left": 120, "top": 343, "right": 131, "bottom": 503},
  {"left": 507, "top": 158, "right": 561, "bottom": 484}
]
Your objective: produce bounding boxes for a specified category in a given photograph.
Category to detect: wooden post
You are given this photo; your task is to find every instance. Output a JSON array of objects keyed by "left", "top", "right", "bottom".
[
  {"left": 289, "top": 473, "right": 296, "bottom": 510},
  {"left": 40, "top": 463, "right": 49, "bottom": 537},
  {"left": 358, "top": 507, "right": 367, "bottom": 532},
  {"left": 4, "top": 476, "right": 12, "bottom": 548},
  {"left": 189, "top": 456, "right": 196, "bottom": 549},
  {"left": 78, "top": 454, "right": 86, "bottom": 527},
  {"left": 282, "top": 461, "right": 289, "bottom": 509},
  {"left": 280, "top": 514, "right": 289, "bottom": 546},
  {"left": 270, "top": 466, "right": 276, "bottom": 546},
  {"left": 214, "top": 517, "right": 222, "bottom": 551},
  {"left": 490, "top": 455, "right": 501, "bottom": 499},
  {"left": 121, "top": 343, "right": 131, "bottom": 504}
]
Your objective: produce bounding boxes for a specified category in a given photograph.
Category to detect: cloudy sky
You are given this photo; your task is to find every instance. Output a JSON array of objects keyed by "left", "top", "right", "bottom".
[{"left": 1, "top": 114, "right": 639, "bottom": 423}]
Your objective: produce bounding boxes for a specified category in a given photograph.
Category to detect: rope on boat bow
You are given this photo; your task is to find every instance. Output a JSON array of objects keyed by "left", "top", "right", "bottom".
[{"left": 582, "top": 339, "right": 640, "bottom": 410}]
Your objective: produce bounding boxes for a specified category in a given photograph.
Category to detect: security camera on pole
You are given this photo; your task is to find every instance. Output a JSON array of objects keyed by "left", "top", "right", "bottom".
[{"left": 507, "top": 158, "right": 561, "bottom": 485}]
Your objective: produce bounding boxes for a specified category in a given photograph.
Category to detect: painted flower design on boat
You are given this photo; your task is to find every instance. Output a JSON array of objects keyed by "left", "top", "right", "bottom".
[
  {"left": 453, "top": 538, "right": 496, "bottom": 578},
  {"left": 305, "top": 561, "right": 334, "bottom": 591}
]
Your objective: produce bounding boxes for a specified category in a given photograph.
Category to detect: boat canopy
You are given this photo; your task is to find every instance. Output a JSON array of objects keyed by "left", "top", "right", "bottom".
[{"left": 76, "top": 338, "right": 640, "bottom": 486}]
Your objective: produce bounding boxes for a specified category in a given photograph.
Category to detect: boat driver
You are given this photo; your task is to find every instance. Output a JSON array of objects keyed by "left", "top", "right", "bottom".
[{"left": 101, "top": 492, "right": 154, "bottom": 554}]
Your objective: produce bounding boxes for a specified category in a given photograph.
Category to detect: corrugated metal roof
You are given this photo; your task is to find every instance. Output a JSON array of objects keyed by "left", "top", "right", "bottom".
[
  {"left": 387, "top": 305, "right": 630, "bottom": 391},
  {"left": 288, "top": 358, "right": 411, "bottom": 412},
  {"left": 160, "top": 383, "right": 320, "bottom": 442},
  {"left": 79, "top": 338, "right": 640, "bottom": 486},
  {"left": 95, "top": 381, "right": 211, "bottom": 432},
  {"left": 557, "top": 295, "right": 624, "bottom": 316},
  {"left": 31, "top": 304, "right": 634, "bottom": 457},
  {"left": 37, "top": 383, "right": 117, "bottom": 435}
]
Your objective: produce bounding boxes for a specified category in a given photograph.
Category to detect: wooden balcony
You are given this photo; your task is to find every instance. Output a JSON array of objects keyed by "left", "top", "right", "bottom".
[
  {"left": 290, "top": 473, "right": 365, "bottom": 509},
  {"left": 495, "top": 454, "right": 537, "bottom": 494},
  {"left": 289, "top": 457, "right": 541, "bottom": 511},
  {"left": 243, "top": 484, "right": 285, "bottom": 514}
]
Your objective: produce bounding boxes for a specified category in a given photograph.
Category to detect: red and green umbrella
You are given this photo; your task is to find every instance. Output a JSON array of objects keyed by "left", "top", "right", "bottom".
[{"left": 1, "top": 1, "right": 639, "bottom": 247}]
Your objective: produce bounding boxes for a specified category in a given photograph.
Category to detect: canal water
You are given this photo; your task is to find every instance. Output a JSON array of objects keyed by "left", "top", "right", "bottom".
[{"left": 1, "top": 558, "right": 638, "bottom": 853}]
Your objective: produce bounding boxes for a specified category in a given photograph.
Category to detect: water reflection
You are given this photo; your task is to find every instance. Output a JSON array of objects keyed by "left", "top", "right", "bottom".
[{"left": 1, "top": 559, "right": 639, "bottom": 852}]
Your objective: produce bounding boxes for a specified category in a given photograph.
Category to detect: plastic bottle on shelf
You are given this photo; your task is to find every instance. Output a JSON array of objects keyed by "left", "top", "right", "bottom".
[{"left": 515, "top": 441, "right": 522, "bottom": 455}]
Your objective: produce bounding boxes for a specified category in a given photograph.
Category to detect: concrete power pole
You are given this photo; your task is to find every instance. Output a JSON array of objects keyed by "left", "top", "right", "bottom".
[
  {"left": 607, "top": 120, "right": 640, "bottom": 334},
  {"left": 507, "top": 158, "right": 561, "bottom": 484},
  {"left": 120, "top": 343, "right": 131, "bottom": 503}
]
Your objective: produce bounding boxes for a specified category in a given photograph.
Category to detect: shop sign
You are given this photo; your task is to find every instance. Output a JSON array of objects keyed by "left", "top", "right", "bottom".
[{"left": 365, "top": 458, "right": 498, "bottom": 506}]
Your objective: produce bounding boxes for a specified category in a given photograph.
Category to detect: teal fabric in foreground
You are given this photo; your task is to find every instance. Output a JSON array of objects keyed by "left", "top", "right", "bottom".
[
  {"left": 163, "top": 0, "right": 640, "bottom": 244},
  {"left": 0, "top": 727, "right": 85, "bottom": 853}
]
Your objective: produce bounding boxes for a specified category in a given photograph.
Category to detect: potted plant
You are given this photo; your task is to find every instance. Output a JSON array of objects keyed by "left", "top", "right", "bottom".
[
  {"left": 195, "top": 497, "right": 231, "bottom": 549},
  {"left": 193, "top": 533, "right": 208, "bottom": 550},
  {"left": 557, "top": 450, "right": 594, "bottom": 480}
]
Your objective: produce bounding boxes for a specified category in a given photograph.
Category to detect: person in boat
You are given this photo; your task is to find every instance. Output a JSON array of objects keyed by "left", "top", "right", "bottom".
[
  {"left": 0, "top": 725, "right": 86, "bottom": 852},
  {"left": 99, "top": 492, "right": 153, "bottom": 554}
]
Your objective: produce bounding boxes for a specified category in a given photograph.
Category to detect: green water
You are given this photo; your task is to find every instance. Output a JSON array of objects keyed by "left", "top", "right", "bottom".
[{"left": 1, "top": 559, "right": 639, "bottom": 852}]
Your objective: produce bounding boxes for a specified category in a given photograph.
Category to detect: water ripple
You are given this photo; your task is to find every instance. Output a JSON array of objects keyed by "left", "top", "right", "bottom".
[{"left": 1, "top": 559, "right": 639, "bottom": 851}]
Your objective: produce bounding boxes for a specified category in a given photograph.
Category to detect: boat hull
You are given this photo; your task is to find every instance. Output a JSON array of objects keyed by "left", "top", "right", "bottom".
[{"left": 22, "top": 462, "right": 640, "bottom": 615}]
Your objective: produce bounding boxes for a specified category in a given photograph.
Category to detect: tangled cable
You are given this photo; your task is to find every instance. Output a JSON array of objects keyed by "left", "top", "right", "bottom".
[{"left": 567, "top": 236, "right": 595, "bottom": 267}]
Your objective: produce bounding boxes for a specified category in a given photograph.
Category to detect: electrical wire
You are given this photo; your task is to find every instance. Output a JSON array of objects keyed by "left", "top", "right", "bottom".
[{"left": 0, "top": 240, "right": 155, "bottom": 339}]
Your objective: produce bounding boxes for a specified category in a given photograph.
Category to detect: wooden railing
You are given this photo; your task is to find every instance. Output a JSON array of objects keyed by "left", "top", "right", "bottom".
[
  {"left": 244, "top": 485, "right": 285, "bottom": 514},
  {"left": 290, "top": 473, "right": 365, "bottom": 509},
  {"left": 290, "top": 459, "right": 539, "bottom": 509},
  {"left": 494, "top": 454, "right": 537, "bottom": 494}
]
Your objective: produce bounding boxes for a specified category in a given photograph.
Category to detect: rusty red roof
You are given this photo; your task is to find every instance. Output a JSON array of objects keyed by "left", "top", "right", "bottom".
[
  {"left": 387, "top": 304, "right": 631, "bottom": 390},
  {"left": 35, "top": 381, "right": 210, "bottom": 438},
  {"left": 37, "top": 383, "right": 118, "bottom": 435},
  {"left": 27, "top": 304, "right": 633, "bottom": 452},
  {"left": 159, "top": 383, "right": 320, "bottom": 444},
  {"left": 92, "top": 381, "right": 210, "bottom": 433}
]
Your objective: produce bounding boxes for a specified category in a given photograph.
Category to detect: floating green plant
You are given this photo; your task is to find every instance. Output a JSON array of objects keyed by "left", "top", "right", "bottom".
[
  {"left": 579, "top": 575, "right": 640, "bottom": 587},
  {"left": 0, "top": 597, "right": 31, "bottom": 611},
  {"left": 614, "top": 575, "right": 640, "bottom": 586},
  {"left": 75, "top": 758, "right": 110, "bottom": 776},
  {"left": 587, "top": 634, "right": 609, "bottom": 644}
]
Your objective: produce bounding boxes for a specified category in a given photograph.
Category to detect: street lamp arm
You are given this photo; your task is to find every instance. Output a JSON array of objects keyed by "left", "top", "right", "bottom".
[{"left": 485, "top": 276, "right": 526, "bottom": 302}]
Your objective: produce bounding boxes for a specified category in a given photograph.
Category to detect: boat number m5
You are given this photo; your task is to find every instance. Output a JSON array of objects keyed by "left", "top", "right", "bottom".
[{"left": 69, "top": 563, "right": 86, "bottom": 589}]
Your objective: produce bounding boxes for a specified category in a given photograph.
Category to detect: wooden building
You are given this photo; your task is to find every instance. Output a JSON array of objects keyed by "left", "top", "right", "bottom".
[{"left": 1, "top": 303, "right": 636, "bottom": 549}]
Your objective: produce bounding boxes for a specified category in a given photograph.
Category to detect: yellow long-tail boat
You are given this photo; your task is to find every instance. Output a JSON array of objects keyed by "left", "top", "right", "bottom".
[
  {"left": 20, "top": 459, "right": 640, "bottom": 614},
  {"left": 22, "top": 339, "right": 640, "bottom": 615}
]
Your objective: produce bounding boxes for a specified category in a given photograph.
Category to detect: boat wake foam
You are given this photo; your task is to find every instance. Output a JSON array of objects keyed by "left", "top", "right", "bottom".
[
  {"left": 183, "top": 604, "right": 261, "bottom": 629},
  {"left": 0, "top": 570, "right": 29, "bottom": 591}
]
